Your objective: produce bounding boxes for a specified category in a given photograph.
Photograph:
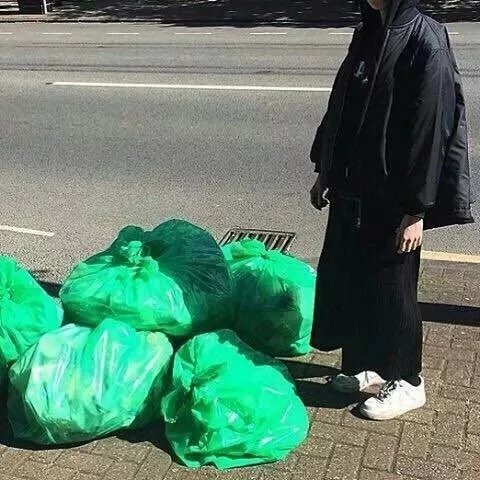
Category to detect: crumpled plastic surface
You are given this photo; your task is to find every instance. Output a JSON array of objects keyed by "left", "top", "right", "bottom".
[
  {"left": 222, "top": 239, "right": 316, "bottom": 356},
  {"left": 161, "top": 329, "right": 309, "bottom": 470},
  {"left": 0, "top": 350, "right": 6, "bottom": 392},
  {"left": 0, "top": 256, "right": 63, "bottom": 374},
  {"left": 8, "top": 319, "right": 173, "bottom": 445},
  {"left": 60, "top": 219, "right": 233, "bottom": 336}
]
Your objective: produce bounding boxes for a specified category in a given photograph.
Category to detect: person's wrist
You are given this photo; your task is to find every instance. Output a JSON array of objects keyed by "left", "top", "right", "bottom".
[
  {"left": 405, "top": 211, "right": 425, "bottom": 220},
  {"left": 405, "top": 214, "right": 424, "bottom": 223}
]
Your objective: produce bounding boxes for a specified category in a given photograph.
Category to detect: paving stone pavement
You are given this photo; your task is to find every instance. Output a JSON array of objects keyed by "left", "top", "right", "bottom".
[{"left": 1, "top": 260, "right": 479, "bottom": 480}]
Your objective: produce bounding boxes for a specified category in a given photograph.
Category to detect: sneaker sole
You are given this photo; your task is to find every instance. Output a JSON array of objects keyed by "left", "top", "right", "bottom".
[{"left": 359, "top": 399, "right": 426, "bottom": 421}]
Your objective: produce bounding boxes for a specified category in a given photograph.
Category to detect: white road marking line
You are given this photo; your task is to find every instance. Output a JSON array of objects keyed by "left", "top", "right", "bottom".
[
  {"left": 422, "top": 251, "right": 480, "bottom": 264},
  {"left": 449, "top": 32, "right": 460, "bottom": 35},
  {"left": 0, "top": 225, "right": 55, "bottom": 237},
  {"left": 51, "top": 81, "right": 333, "bottom": 93},
  {"left": 174, "top": 32, "right": 213, "bottom": 35},
  {"left": 249, "top": 32, "right": 288, "bottom": 35},
  {"left": 0, "top": 32, "right": 13, "bottom": 35},
  {"left": 41, "top": 32, "right": 72, "bottom": 35},
  {"left": 106, "top": 32, "right": 140, "bottom": 35}
]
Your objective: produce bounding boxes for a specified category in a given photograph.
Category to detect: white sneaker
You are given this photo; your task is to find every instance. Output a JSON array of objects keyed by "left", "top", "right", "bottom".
[
  {"left": 359, "top": 378, "right": 426, "bottom": 421},
  {"left": 331, "top": 371, "right": 386, "bottom": 393}
]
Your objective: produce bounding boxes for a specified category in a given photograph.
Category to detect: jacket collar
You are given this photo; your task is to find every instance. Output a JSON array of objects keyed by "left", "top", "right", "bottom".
[{"left": 390, "top": 5, "right": 420, "bottom": 28}]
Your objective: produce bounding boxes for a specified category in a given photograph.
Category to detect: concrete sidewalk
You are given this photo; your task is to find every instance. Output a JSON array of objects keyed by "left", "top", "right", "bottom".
[
  {"left": 0, "top": 259, "right": 479, "bottom": 480},
  {"left": 0, "top": 0, "right": 479, "bottom": 24}
]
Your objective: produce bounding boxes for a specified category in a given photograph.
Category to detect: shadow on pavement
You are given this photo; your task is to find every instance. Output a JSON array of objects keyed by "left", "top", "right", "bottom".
[
  {"left": 282, "top": 359, "right": 339, "bottom": 380},
  {"left": 38, "top": 280, "right": 61, "bottom": 298},
  {"left": 296, "top": 379, "right": 370, "bottom": 409},
  {"left": 117, "top": 419, "right": 172, "bottom": 453},
  {"left": 3, "top": 1, "right": 479, "bottom": 26},
  {"left": 282, "top": 359, "right": 358, "bottom": 410},
  {"left": 2, "top": 0, "right": 358, "bottom": 26},
  {"left": 420, "top": 302, "right": 480, "bottom": 326}
]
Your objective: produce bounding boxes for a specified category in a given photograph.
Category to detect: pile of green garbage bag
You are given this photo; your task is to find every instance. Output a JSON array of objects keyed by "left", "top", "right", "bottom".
[
  {"left": 161, "top": 329, "right": 309, "bottom": 470},
  {"left": 222, "top": 239, "right": 316, "bottom": 356},
  {"left": 2, "top": 222, "right": 313, "bottom": 468},
  {"left": 0, "top": 256, "right": 63, "bottom": 387},
  {"left": 8, "top": 319, "right": 173, "bottom": 445},
  {"left": 60, "top": 220, "right": 233, "bottom": 337}
]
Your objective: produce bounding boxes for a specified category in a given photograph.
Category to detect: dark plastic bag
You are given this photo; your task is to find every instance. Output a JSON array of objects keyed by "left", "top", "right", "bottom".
[
  {"left": 0, "top": 256, "right": 63, "bottom": 378},
  {"left": 0, "top": 350, "right": 6, "bottom": 393},
  {"left": 222, "top": 239, "right": 316, "bottom": 356},
  {"left": 162, "top": 329, "right": 309, "bottom": 470},
  {"left": 60, "top": 220, "right": 232, "bottom": 336},
  {"left": 8, "top": 319, "right": 173, "bottom": 445}
]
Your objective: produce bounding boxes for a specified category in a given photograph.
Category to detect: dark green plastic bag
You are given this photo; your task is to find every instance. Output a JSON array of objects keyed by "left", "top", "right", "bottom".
[
  {"left": 222, "top": 239, "right": 316, "bottom": 357},
  {"left": 0, "top": 256, "right": 63, "bottom": 377},
  {"left": 161, "top": 329, "right": 309, "bottom": 470},
  {"left": 8, "top": 319, "right": 173, "bottom": 445},
  {"left": 60, "top": 220, "right": 232, "bottom": 336},
  {"left": 0, "top": 350, "right": 6, "bottom": 393}
]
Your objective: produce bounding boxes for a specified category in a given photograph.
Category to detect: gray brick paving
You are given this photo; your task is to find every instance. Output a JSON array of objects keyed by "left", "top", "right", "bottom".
[{"left": 0, "top": 261, "right": 479, "bottom": 480}]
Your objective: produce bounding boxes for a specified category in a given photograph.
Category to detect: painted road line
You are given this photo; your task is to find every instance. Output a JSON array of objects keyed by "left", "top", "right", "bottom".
[
  {"left": 449, "top": 32, "right": 460, "bottom": 35},
  {"left": 422, "top": 250, "right": 480, "bottom": 264},
  {"left": 0, "top": 225, "right": 55, "bottom": 237},
  {"left": 107, "top": 32, "right": 140, "bottom": 35},
  {"left": 249, "top": 32, "right": 288, "bottom": 35},
  {"left": 51, "top": 82, "right": 333, "bottom": 93},
  {"left": 41, "top": 32, "right": 72, "bottom": 35},
  {"left": 0, "top": 32, "right": 13, "bottom": 35}
]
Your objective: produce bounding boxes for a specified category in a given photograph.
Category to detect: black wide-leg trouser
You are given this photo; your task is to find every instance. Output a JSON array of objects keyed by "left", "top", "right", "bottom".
[{"left": 311, "top": 196, "right": 423, "bottom": 380}]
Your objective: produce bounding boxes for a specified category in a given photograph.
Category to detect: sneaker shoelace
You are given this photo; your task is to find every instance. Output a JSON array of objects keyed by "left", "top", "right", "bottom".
[{"left": 377, "top": 380, "right": 399, "bottom": 401}]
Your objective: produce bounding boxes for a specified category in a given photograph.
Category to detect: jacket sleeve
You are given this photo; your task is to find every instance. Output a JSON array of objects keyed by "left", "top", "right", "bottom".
[
  {"left": 402, "top": 48, "right": 456, "bottom": 216},
  {"left": 310, "top": 114, "right": 327, "bottom": 173},
  {"left": 310, "top": 30, "right": 360, "bottom": 173}
]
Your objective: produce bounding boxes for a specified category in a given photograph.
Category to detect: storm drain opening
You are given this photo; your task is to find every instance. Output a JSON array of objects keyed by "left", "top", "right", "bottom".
[{"left": 220, "top": 228, "right": 296, "bottom": 253}]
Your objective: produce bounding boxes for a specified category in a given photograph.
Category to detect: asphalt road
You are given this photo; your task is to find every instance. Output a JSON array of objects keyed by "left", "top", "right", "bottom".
[{"left": 0, "top": 23, "right": 479, "bottom": 281}]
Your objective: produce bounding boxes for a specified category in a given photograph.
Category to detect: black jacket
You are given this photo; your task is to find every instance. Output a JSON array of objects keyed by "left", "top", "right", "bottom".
[{"left": 310, "top": 0, "right": 474, "bottom": 229}]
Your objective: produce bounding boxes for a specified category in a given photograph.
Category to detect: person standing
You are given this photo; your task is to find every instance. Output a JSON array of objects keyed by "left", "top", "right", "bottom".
[{"left": 310, "top": 0, "right": 474, "bottom": 420}]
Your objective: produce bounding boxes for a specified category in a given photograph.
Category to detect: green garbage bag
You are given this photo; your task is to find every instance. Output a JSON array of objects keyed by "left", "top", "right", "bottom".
[
  {"left": 161, "top": 329, "right": 309, "bottom": 470},
  {"left": 0, "top": 256, "right": 63, "bottom": 367},
  {"left": 0, "top": 350, "right": 7, "bottom": 393},
  {"left": 60, "top": 220, "right": 232, "bottom": 336},
  {"left": 222, "top": 239, "right": 316, "bottom": 357},
  {"left": 8, "top": 319, "right": 173, "bottom": 445}
]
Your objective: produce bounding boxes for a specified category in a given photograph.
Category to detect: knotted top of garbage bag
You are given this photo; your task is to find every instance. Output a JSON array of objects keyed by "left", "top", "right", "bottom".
[
  {"left": 228, "top": 238, "right": 281, "bottom": 261},
  {"left": 223, "top": 239, "right": 316, "bottom": 289},
  {"left": 114, "top": 232, "right": 159, "bottom": 274}
]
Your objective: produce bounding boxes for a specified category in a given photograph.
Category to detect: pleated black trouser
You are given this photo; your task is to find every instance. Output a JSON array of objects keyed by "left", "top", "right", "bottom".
[{"left": 311, "top": 195, "right": 423, "bottom": 380}]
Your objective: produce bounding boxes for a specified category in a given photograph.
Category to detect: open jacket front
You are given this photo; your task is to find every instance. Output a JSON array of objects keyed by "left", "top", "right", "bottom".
[{"left": 310, "top": 0, "right": 474, "bottom": 229}]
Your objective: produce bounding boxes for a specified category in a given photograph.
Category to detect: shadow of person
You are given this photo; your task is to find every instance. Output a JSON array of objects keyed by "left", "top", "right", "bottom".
[
  {"left": 281, "top": 358, "right": 371, "bottom": 409},
  {"left": 282, "top": 358, "right": 340, "bottom": 380},
  {"left": 296, "top": 378, "right": 371, "bottom": 410}
]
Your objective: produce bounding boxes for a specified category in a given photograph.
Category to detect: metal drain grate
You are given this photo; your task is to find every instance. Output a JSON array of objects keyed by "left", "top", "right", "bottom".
[{"left": 220, "top": 228, "right": 296, "bottom": 253}]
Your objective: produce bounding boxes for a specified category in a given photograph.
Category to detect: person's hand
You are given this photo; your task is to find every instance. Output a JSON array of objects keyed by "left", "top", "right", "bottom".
[
  {"left": 395, "top": 215, "right": 424, "bottom": 253},
  {"left": 310, "top": 176, "right": 327, "bottom": 211}
]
